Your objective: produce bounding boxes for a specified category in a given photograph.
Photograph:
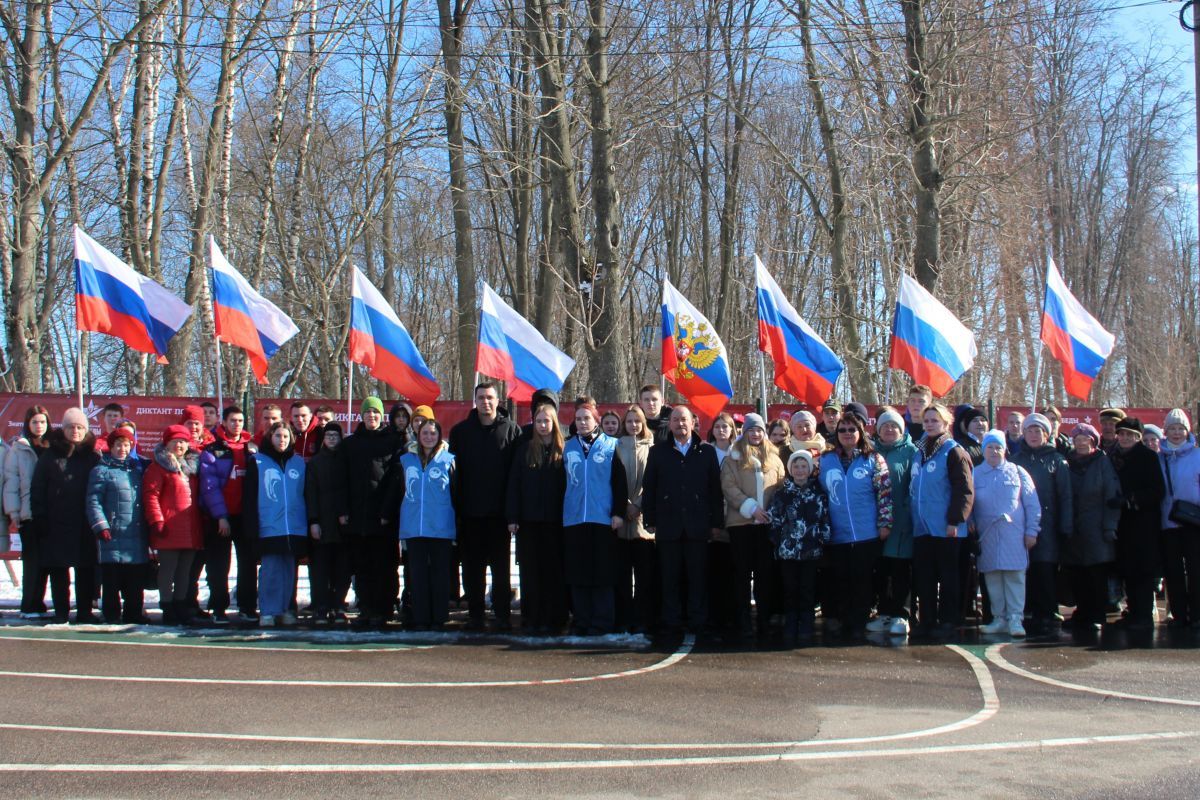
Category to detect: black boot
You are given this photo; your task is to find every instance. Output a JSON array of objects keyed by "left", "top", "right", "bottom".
[{"left": 160, "top": 600, "right": 178, "bottom": 626}]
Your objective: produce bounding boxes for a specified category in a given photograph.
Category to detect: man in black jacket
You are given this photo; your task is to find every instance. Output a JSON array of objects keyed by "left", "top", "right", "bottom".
[
  {"left": 449, "top": 381, "right": 522, "bottom": 630},
  {"left": 642, "top": 405, "right": 723, "bottom": 637},
  {"left": 638, "top": 384, "right": 673, "bottom": 445}
]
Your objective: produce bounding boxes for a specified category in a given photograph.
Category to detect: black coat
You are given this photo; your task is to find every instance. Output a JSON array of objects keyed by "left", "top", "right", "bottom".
[
  {"left": 30, "top": 430, "right": 100, "bottom": 568},
  {"left": 645, "top": 406, "right": 673, "bottom": 446},
  {"left": 505, "top": 438, "right": 566, "bottom": 525},
  {"left": 641, "top": 434, "right": 723, "bottom": 542},
  {"left": 305, "top": 446, "right": 346, "bottom": 544},
  {"left": 1011, "top": 444, "right": 1074, "bottom": 564},
  {"left": 337, "top": 424, "right": 401, "bottom": 538},
  {"left": 1110, "top": 441, "right": 1165, "bottom": 576},
  {"left": 1062, "top": 451, "right": 1121, "bottom": 567},
  {"left": 448, "top": 408, "right": 521, "bottom": 518}
]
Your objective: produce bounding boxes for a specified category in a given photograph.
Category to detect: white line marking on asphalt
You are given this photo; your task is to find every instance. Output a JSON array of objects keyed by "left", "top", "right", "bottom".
[
  {"left": 0, "top": 645, "right": 998, "bottom": 750},
  {"left": 985, "top": 644, "right": 1200, "bottom": 707},
  {"left": 0, "top": 731, "right": 1194, "bottom": 772},
  {"left": 0, "top": 633, "right": 430, "bottom": 654},
  {"left": 0, "top": 637, "right": 694, "bottom": 688}
]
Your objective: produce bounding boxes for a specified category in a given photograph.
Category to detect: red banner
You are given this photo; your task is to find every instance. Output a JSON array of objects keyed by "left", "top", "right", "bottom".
[{"left": 0, "top": 392, "right": 215, "bottom": 455}]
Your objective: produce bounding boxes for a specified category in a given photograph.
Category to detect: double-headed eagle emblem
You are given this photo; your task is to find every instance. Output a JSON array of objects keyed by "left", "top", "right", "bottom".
[{"left": 670, "top": 312, "right": 722, "bottom": 380}]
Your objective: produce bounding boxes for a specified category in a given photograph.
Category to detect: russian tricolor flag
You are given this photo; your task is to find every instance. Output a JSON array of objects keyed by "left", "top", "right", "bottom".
[
  {"left": 1040, "top": 257, "right": 1114, "bottom": 400},
  {"left": 662, "top": 279, "right": 733, "bottom": 417},
  {"left": 349, "top": 267, "right": 440, "bottom": 405},
  {"left": 889, "top": 273, "right": 977, "bottom": 397},
  {"left": 477, "top": 283, "right": 575, "bottom": 402},
  {"left": 74, "top": 225, "right": 191, "bottom": 362},
  {"left": 754, "top": 254, "right": 843, "bottom": 406},
  {"left": 210, "top": 237, "right": 298, "bottom": 384}
]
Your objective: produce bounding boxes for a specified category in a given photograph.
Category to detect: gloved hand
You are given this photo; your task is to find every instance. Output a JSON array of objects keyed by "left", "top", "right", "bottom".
[{"left": 99, "top": 529, "right": 112, "bottom": 542}]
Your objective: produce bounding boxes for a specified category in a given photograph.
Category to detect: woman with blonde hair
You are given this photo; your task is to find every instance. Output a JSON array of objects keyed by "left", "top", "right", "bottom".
[
  {"left": 615, "top": 405, "right": 657, "bottom": 634},
  {"left": 721, "top": 413, "right": 787, "bottom": 641}
]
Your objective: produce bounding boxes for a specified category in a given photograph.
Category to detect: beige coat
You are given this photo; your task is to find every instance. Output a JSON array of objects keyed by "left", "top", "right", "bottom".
[
  {"left": 3, "top": 436, "right": 38, "bottom": 521},
  {"left": 616, "top": 435, "right": 653, "bottom": 541},
  {"left": 720, "top": 444, "right": 786, "bottom": 529}
]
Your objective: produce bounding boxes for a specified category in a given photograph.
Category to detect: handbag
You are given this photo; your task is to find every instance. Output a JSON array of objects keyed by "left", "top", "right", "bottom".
[{"left": 1163, "top": 456, "right": 1200, "bottom": 527}]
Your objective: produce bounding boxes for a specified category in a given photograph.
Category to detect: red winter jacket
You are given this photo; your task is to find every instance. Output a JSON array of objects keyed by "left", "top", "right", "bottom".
[{"left": 142, "top": 446, "right": 204, "bottom": 550}]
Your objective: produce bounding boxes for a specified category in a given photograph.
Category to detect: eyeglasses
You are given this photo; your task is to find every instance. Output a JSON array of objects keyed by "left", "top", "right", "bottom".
[{"left": 836, "top": 427, "right": 859, "bottom": 434}]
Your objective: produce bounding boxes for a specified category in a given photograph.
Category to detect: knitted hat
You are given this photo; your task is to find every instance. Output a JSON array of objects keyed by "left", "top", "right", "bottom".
[
  {"left": 1144, "top": 424, "right": 1164, "bottom": 440},
  {"left": 61, "top": 407, "right": 89, "bottom": 429},
  {"left": 322, "top": 422, "right": 343, "bottom": 438},
  {"left": 412, "top": 405, "right": 435, "bottom": 422},
  {"left": 163, "top": 424, "right": 192, "bottom": 444},
  {"left": 181, "top": 405, "right": 205, "bottom": 424},
  {"left": 1164, "top": 408, "right": 1191, "bottom": 432},
  {"left": 787, "top": 449, "right": 814, "bottom": 472},
  {"left": 1115, "top": 417, "right": 1143, "bottom": 435},
  {"left": 1071, "top": 423, "right": 1100, "bottom": 447},
  {"left": 981, "top": 429, "right": 1007, "bottom": 452},
  {"left": 106, "top": 427, "right": 135, "bottom": 449},
  {"left": 844, "top": 402, "right": 869, "bottom": 424},
  {"left": 743, "top": 413, "right": 766, "bottom": 432},
  {"left": 1022, "top": 413, "right": 1052, "bottom": 437},
  {"left": 792, "top": 410, "right": 817, "bottom": 427},
  {"left": 361, "top": 396, "right": 385, "bottom": 416},
  {"left": 1099, "top": 407, "right": 1127, "bottom": 421},
  {"left": 876, "top": 408, "right": 905, "bottom": 432}
]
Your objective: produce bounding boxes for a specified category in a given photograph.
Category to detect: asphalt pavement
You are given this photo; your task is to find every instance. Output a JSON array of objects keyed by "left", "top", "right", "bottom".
[{"left": 0, "top": 614, "right": 1197, "bottom": 798}]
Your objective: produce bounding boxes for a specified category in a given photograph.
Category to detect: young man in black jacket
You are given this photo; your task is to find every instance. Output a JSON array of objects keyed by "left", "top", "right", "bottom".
[{"left": 449, "top": 382, "right": 522, "bottom": 631}]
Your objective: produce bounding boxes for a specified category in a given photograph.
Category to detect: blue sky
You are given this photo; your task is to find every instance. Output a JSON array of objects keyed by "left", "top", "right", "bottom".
[{"left": 1114, "top": 0, "right": 1197, "bottom": 182}]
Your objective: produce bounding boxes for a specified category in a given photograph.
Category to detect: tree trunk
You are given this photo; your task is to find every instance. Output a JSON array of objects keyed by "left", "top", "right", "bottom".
[
  {"left": 583, "top": 0, "right": 629, "bottom": 401},
  {"left": 436, "top": 0, "right": 478, "bottom": 400},
  {"left": 901, "top": 0, "right": 941, "bottom": 291}
]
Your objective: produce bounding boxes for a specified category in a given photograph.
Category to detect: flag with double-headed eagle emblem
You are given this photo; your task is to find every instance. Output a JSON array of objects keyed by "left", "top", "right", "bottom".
[{"left": 661, "top": 278, "right": 733, "bottom": 417}]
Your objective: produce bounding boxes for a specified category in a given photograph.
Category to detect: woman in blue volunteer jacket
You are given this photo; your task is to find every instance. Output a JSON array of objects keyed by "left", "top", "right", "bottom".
[
  {"left": 384, "top": 420, "right": 457, "bottom": 631},
  {"left": 243, "top": 422, "right": 308, "bottom": 627},
  {"left": 561, "top": 397, "right": 628, "bottom": 636},
  {"left": 85, "top": 427, "right": 149, "bottom": 623},
  {"left": 819, "top": 411, "right": 892, "bottom": 638},
  {"left": 910, "top": 403, "right": 975, "bottom": 638}
]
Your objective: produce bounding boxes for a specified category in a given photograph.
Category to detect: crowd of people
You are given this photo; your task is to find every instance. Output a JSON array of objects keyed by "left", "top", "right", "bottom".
[{"left": 2, "top": 382, "right": 1197, "bottom": 647}]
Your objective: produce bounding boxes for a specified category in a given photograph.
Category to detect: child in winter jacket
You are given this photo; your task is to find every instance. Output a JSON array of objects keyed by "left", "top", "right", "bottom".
[{"left": 767, "top": 450, "right": 831, "bottom": 645}]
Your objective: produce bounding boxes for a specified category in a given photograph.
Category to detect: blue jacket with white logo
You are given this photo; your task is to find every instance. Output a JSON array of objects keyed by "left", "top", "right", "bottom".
[
  {"left": 243, "top": 442, "right": 308, "bottom": 557},
  {"left": 393, "top": 444, "right": 457, "bottom": 540}
]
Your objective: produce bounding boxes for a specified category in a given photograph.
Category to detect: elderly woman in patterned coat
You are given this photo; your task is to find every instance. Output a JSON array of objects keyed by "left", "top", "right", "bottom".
[{"left": 971, "top": 430, "right": 1040, "bottom": 638}]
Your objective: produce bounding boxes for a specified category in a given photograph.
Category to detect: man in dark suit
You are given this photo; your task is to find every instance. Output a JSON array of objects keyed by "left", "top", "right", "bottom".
[{"left": 642, "top": 405, "right": 724, "bottom": 638}]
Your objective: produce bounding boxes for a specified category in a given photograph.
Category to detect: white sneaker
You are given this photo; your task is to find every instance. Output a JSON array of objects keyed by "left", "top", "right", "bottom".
[
  {"left": 281, "top": 612, "right": 298, "bottom": 626},
  {"left": 980, "top": 619, "right": 1007, "bottom": 635},
  {"left": 259, "top": 615, "right": 277, "bottom": 627},
  {"left": 1008, "top": 619, "right": 1026, "bottom": 638},
  {"left": 865, "top": 616, "right": 893, "bottom": 633},
  {"left": 887, "top": 617, "right": 910, "bottom": 636}
]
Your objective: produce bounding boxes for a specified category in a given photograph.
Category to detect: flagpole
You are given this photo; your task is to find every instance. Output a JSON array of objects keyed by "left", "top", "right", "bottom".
[
  {"left": 76, "top": 329, "right": 84, "bottom": 408},
  {"left": 346, "top": 262, "right": 354, "bottom": 425},
  {"left": 756, "top": 351, "right": 768, "bottom": 417},
  {"left": 209, "top": 238, "right": 224, "bottom": 412},
  {"left": 1030, "top": 254, "right": 1049, "bottom": 413}
]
